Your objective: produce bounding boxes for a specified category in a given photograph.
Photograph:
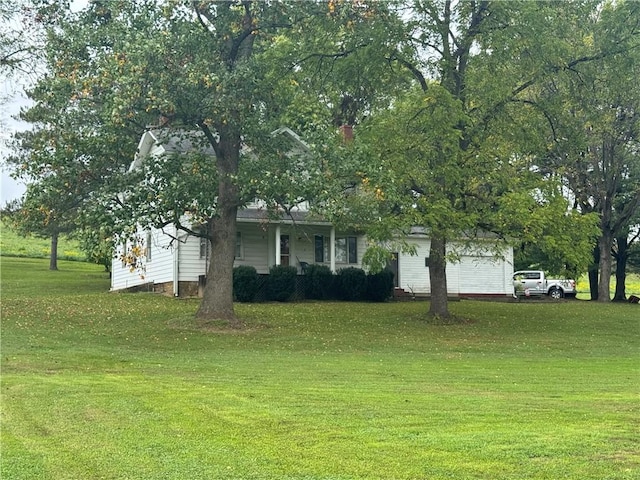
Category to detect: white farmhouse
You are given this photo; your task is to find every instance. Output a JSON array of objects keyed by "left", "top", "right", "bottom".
[{"left": 111, "top": 128, "right": 514, "bottom": 298}]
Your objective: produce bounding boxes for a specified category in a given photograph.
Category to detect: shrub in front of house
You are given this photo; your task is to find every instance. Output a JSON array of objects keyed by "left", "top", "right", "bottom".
[
  {"left": 233, "top": 265, "right": 260, "bottom": 302},
  {"left": 266, "top": 265, "right": 297, "bottom": 302},
  {"left": 365, "top": 270, "right": 395, "bottom": 302},
  {"left": 304, "top": 264, "right": 334, "bottom": 300},
  {"left": 336, "top": 267, "right": 367, "bottom": 301}
]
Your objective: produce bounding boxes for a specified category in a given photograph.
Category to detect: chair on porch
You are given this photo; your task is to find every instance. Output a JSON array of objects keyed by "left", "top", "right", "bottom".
[{"left": 297, "top": 257, "right": 309, "bottom": 274}]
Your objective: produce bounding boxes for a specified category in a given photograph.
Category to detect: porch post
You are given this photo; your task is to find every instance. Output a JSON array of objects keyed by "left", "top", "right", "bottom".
[
  {"left": 275, "top": 224, "right": 281, "bottom": 266},
  {"left": 330, "top": 226, "right": 336, "bottom": 273}
]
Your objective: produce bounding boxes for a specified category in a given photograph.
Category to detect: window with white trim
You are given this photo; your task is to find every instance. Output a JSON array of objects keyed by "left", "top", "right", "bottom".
[
  {"left": 200, "top": 232, "right": 242, "bottom": 259},
  {"left": 235, "top": 231, "right": 243, "bottom": 259},
  {"left": 199, "top": 235, "right": 210, "bottom": 259},
  {"left": 314, "top": 235, "right": 357, "bottom": 264}
]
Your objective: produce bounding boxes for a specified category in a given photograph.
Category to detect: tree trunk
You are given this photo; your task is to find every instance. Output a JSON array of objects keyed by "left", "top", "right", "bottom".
[
  {"left": 613, "top": 235, "right": 628, "bottom": 302},
  {"left": 192, "top": 3, "right": 257, "bottom": 326},
  {"left": 196, "top": 210, "right": 239, "bottom": 325},
  {"left": 588, "top": 244, "right": 599, "bottom": 300},
  {"left": 195, "top": 128, "right": 242, "bottom": 326},
  {"left": 49, "top": 233, "right": 59, "bottom": 271},
  {"left": 597, "top": 230, "right": 613, "bottom": 302},
  {"left": 428, "top": 233, "right": 449, "bottom": 319}
]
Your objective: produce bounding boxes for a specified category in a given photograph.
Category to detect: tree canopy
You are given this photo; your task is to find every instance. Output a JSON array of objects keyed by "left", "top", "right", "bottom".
[
  {"left": 8, "top": 0, "right": 640, "bottom": 322},
  {"left": 530, "top": 0, "right": 640, "bottom": 301},
  {"left": 12, "top": 0, "right": 397, "bottom": 324},
  {"left": 331, "top": 0, "right": 637, "bottom": 317}
]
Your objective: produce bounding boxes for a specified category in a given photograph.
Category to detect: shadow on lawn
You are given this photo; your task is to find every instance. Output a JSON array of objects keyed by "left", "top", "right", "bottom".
[{"left": 167, "top": 314, "right": 270, "bottom": 334}]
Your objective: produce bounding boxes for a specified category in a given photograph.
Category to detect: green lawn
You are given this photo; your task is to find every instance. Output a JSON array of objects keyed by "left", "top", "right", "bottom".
[
  {"left": 1, "top": 257, "right": 638, "bottom": 479},
  {"left": 0, "top": 221, "right": 86, "bottom": 261}
]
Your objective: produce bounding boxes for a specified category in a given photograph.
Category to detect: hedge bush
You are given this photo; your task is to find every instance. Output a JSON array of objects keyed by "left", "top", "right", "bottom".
[
  {"left": 366, "top": 270, "right": 395, "bottom": 302},
  {"left": 266, "top": 265, "right": 297, "bottom": 302},
  {"left": 336, "top": 267, "right": 367, "bottom": 301},
  {"left": 304, "top": 264, "right": 334, "bottom": 300},
  {"left": 233, "top": 265, "right": 259, "bottom": 302}
]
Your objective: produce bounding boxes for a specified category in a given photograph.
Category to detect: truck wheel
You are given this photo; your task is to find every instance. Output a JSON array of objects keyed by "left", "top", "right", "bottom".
[{"left": 549, "top": 287, "right": 563, "bottom": 300}]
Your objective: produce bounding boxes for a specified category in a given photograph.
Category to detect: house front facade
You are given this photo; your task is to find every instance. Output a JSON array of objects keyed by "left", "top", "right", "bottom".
[
  {"left": 110, "top": 206, "right": 367, "bottom": 297},
  {"left": 111, "top": 216, "right": 514, "bottom": 298},
  {"left": 111, "top": 127, "right": 514, "bottom": 298}
]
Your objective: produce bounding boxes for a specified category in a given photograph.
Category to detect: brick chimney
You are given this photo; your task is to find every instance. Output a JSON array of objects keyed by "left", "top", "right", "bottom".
[{"left": 339, "top": 124, "right": 353, "bottom": 143}]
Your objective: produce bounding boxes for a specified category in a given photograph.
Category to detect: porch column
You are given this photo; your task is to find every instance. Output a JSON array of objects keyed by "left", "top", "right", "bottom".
[
  {"left": 275, "top": 224, "right": 281, "bottom": 266},
  {"left": 330, "top": 226, "right": 336, "bottom": 273}
]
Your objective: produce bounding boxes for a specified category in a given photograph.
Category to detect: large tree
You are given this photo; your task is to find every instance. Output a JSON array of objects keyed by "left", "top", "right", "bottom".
[
  {"left": 336, "top": 0, "right": 628, "bottom": 318},
  {"left": 536, "top": 0, "right": 640, "bottom": 301},
  {"left": 2, "top": 180, "right": 77, "bottom": 270},
  {"left": 19, "top": 0, "right": 393, "bottom": 325},
  {"left": 6, "top": 3, "right": 145, "bottom": 270}
]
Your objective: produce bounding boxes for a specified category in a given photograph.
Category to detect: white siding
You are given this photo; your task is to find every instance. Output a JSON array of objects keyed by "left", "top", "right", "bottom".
[
  {"left": 454, "top": 243, "right": 513, "bottom": 295},
  {"left": 111, "top": 215, "right": 513, "bottom": 297},
  {"left": 393, "top": 236, "right": 514, "bottom": 296},
  {"left": 457, "top": 257, "right": 502, "bottom": 294},
  {"left": 111, "top": 243, "right": 148, "bottom": 291},
  {"left": 234, "top": 224, "right": 270, "bottom": 273},
  {"left": 258, "top": 224, "right": 364, "bottom": 273},
  {"left": 145, "top": 230, "right": 175, "bottom": 284},
  {"left": 178, "top": 234, "right": 207, "bottom": 281},
  {"left": 110, "top": 227, "right": 175, "bottom": 291},
  {"left": 290, "top": 231, "right": 315, "bottom": 270},
  {"left": 397, "top": 236, "right": 431, "bottom": 294}
]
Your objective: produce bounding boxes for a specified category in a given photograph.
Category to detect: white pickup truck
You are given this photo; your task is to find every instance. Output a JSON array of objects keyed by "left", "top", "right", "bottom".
[{"left": 513, "top": 270, "right": 577, "bottom": 299}]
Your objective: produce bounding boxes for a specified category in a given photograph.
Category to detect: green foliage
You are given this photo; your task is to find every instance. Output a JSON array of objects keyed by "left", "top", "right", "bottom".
[
  {"left": 336, "top": 266, "right": 367, "bottom": 301},
  {"left": 1, "top": 183, "right": 77, "bottom": 242},
  {"left": 503, "top": 191, "right": 601, "bottom": 278},
  {"left": 526, "top": 1, "right": 640, "bottom": 296},
  {"left": 266, "top": 264, "right": 297, "bottom": 302},
  {"left": 326, "top": 0, "right": 640, "bottom": 316},
  {"left": 304, "top": 263, "right": 334, "bottom": 300},
  {"left": 12, "top": 0, "right": 638, "bottom": 314},
  {"left": 365, "top": 270, "right": 395, "bottom": 302},
  {"left": 75, "top": 226, "right": 114, "bottom": 271},
  {"left": 233, "top": 265, "right": 260, "bottom": 303},
  {"left": 12, "top": 0, "right": 401, "bottom": 319},
  {"left": 362, "top": 241, "right": 417, "bottom": 274},
  {"left": 361, "top": 243, "right": 394, "bottom": 274}
]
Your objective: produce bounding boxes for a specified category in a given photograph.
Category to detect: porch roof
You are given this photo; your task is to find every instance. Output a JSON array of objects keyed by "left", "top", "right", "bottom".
[{"left": 237, "top": 208, "right": 331, "bottom": 226}]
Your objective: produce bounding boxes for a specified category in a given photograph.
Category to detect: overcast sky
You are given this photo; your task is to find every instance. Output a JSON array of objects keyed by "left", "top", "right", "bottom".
[
  {"left": 1, "top": 82, "right": 31, "bottom": 205},
  {"left": 1, "top": 0, "right": 88, "bottom": 206}
]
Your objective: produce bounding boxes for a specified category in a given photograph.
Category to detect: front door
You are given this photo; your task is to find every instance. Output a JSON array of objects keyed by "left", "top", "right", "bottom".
[{"left": 280, "top": 235, "right": 290, "bottom": 266}]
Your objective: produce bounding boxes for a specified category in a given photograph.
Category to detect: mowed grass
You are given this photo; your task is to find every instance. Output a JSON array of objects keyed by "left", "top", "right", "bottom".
[
  {"left": 575, "top": 273, "right": 640, "bottom": 299},
  {"left": 0, "top": 221, "right": 86, "bottom": 261},
  {"left": 1, "top": 257, "right": 638, "bottom": 479}
]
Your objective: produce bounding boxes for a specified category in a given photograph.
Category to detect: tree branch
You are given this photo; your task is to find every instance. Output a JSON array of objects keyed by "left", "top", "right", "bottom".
[
  {"left": 389, "top": 52, "right": 429, "bottom": 92},
  {"left": 196, "top": 121, "right": 221, "bottom": 160}
]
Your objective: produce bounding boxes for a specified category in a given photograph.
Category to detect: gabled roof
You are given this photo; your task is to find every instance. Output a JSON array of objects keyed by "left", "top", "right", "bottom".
[
  {"left": 129, "top": 126, "right": 309, "bottom": 172},
  {"left": 270, "top": 127, "right": 310, "bottom": 153},
  {"left": 129, "top": 130, "right": 216, "bottom": 172}
]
